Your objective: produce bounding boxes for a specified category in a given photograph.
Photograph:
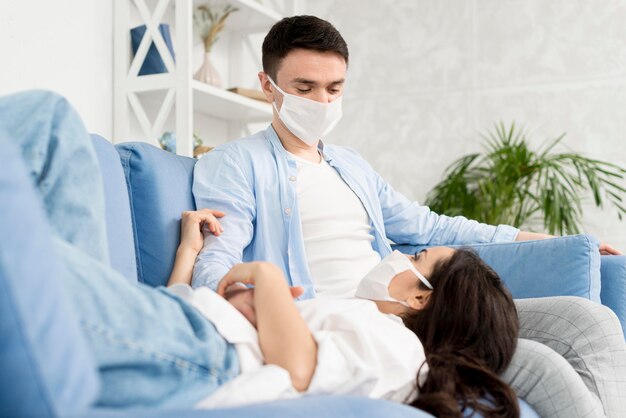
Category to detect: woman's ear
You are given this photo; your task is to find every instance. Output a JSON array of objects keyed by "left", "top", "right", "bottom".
[{"left": 406, "top": 289, "right": 432, "bottom": 311}]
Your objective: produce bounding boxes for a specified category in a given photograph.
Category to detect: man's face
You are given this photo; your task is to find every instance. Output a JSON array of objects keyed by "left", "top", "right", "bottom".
[{"left": 260, "top": 48, "right": 347, "bottom": 107}]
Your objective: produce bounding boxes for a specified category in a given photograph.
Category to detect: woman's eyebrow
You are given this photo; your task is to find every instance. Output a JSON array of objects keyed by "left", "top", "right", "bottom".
[{"left": 414, "top": 249, "right": 427, "bottom": 262}]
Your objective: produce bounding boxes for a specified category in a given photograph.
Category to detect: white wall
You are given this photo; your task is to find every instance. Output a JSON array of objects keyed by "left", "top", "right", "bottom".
[
  {"left": 301, "top": 0, "right": 626, "bottom": 250},
  {"left": 1, "top": 0, "right": 624, "bottom": 248},
  {"left": 0, "top": 0, "right": 113, "bottom": 138}
]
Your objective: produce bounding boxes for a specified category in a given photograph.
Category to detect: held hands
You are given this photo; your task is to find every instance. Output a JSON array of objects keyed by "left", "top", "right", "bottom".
[
  {"left": 178, "top": 209, "right": 225, "bottom": 254},
  {"left": 167, "top": 209, "right": 225, "bottom": 287}
]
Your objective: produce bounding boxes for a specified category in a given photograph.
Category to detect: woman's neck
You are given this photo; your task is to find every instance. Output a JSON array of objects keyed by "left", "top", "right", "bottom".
[{"left": 373, "top": 300, "right": 409, "bottom": 317}]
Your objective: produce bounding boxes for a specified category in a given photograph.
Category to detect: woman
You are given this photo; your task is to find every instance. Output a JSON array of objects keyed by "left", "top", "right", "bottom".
[{"left": 167, "top": 210, "right": 520, "bottom": 417}]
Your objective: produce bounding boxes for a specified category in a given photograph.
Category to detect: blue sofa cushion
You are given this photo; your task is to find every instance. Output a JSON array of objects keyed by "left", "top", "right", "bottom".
[
  {"left": 116, "top": 142, "right": 196, "bottom": 287},
  {"left": 601, "top": 255, "right": 626, "bottom": 335},
  {"left": 0, "top": 133, "right": 100, "bottom": 417},
  {"left": 394, "top": 234, "right": 602, "bottom": 303},
  {"left": 92, "top": 134, "right": 138, "bottom": 282}
]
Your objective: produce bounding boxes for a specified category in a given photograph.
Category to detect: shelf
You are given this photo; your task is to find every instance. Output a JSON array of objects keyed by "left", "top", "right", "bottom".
[
  {"left": 115, "top": 0, "right": 285, "bottom": 155},
  {"left": 192, "top": 80, "right": 272, "bottom": 122},
  {"left": 192, "top": 0, "right": 282, "bottom": 33}
]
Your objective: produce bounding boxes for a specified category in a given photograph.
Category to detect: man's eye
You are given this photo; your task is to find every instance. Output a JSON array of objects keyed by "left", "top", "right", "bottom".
[
  {"left": 296, "top": 88, "right": 311, "bottom": 93},
  {"left": 328, "top": 89, "right": 340, "bottom": 94}
]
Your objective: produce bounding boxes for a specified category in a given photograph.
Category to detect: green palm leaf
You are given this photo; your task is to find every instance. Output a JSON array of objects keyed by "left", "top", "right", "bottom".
[{"left": 425, "top": 123, "right": 626, "bottom": 235}]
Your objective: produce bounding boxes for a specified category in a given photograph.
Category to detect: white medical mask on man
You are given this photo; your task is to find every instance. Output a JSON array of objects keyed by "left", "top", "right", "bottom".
[
  {"left": 355, "top": 250, "right": 433, "bottom": 306},
  {"left": 268, "top": 76, "right": 343, "bottom": 145}
]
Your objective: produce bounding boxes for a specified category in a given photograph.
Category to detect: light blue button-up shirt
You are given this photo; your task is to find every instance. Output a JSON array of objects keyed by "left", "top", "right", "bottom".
[{"left": 192, "top": 125, "right": 519, "bottom": 299}]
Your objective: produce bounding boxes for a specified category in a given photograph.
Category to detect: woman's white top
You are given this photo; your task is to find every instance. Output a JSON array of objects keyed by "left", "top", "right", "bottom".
[
  {"left": 288, "top": 152, "right": 382, "bottom": 298},
  {"left": 168, "top": 284, "right": 427, "bottom": 409}
]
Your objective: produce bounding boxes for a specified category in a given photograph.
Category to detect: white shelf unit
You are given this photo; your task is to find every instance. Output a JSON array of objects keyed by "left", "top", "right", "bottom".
[{"left": 114, "top": 0, "right": 286, "bottom": 157}]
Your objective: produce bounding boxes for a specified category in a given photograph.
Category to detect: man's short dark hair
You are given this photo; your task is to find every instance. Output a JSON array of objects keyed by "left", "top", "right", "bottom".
[{"left": 262, "top": 15, "right": 349, "bottom": 80}]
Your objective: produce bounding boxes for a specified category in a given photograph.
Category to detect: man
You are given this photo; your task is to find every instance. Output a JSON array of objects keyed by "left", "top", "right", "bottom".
[{"left": 192, "top": 16, "right": 624, "bottom": 417}]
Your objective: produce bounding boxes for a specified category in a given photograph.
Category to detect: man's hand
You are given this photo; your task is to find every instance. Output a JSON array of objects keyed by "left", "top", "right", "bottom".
[
  {"left": 224, "top": 286, "right": 304, "bottom": 327},
  {"left": 600, "top": 242, "right": 622, "bottom": 256},
  {"left": 516, "top": 230, "right": 622, "bottom": 256}
]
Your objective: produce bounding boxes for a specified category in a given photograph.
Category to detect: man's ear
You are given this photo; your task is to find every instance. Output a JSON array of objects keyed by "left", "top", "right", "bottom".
[{"left": 258, "top": 72, "right": 274, "bottom": 103}]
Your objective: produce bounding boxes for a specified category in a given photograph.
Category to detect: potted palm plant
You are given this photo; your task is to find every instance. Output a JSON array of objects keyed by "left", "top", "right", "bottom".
[{"left": 425, "top": 122, "right": 626, "bottom": 235}]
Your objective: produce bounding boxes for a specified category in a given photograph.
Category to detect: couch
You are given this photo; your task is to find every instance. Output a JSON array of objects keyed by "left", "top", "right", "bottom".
[{"left": 3, "top": 132, "right": 625, "bottom": 417}]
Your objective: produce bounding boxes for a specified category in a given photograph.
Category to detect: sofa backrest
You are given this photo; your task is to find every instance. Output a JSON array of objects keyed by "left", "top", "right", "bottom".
[
  {"left": 116, "top": 142, "right": 196, "bottom": 287},
  {"left": 394, "top": 234, "right": 602, "bottom": 303},
  {"left": 92, "top": 134, "right": 138, "bottom": 282}
]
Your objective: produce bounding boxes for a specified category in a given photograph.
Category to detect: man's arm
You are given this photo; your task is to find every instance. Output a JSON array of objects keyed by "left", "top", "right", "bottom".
[
  {"left": 192, "top": 149, "right": 256, "bottom": 290},
  {"left": 374, "top": 169, "right": 622, "bottom": 253},
  {"left": 374, "top": 172, "right": 518, "bottom": 246}
]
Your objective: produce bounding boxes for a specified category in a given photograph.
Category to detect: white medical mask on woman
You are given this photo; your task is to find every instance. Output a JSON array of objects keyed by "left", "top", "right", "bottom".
[
  {"left": 355, "top": 250, "right": 433, "bottom": 306},
  {"left": 268, "top": 76, "right": 343, "bottom": 145}
]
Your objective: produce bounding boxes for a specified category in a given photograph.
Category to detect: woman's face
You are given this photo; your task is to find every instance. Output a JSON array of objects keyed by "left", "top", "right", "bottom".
[{"left": 381, "top": 247, "right": 455, "bottom": 313}]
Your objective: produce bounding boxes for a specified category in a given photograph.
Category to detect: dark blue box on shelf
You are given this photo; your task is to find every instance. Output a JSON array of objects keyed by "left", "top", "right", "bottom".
[{"left": 130, "top": 23, "right": 176, "bottom": 76}]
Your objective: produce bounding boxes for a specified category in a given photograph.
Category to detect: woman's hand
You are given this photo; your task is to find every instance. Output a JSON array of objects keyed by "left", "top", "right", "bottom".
[
  {"left": 216, "top": 262, "right": 280, "bottom": 295},
  {"left": 223, "top": 286, "right": 305, "bottom": 327},
  {"left": 179, "top": 209, "right": 225, "bottom": 253}
]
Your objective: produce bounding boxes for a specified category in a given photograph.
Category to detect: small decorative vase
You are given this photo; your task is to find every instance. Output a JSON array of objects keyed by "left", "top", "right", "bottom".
[{"left": 194, "top": 52, "right": 222, "bottom": 87}]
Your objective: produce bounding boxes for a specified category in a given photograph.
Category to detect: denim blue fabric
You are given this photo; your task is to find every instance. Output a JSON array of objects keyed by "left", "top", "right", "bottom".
[
  {"left": 192, "top": 126, "right": 520, "bottom": 297},
  {"left": 394, "top": 234, "right": 602, "bottom": 302},
  {"left": 54, "top": 239, "right": 240, "bottom": 408},
  {"left": 0, "top": 90, "right": 110, "bottom": 263},
  {"left": 601, "top": 255, "right": 626, "bottom": 335},
  {"left": 0, "top": 90, "right": 239, "bottom": 409},
  {"left": 116, "top": 142, "right": 196, "bottom": 287},
  {"left": 92, "top": 134, "right": 138, "bottom": 282},
  {"left": 130, "top": 24, "right": 176, "bottom": 76},
  {"left": 0, "top": 126, "right": 100, "bottom": 417}
]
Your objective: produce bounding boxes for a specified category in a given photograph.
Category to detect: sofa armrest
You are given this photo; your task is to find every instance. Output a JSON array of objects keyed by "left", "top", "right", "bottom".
[
  {"left": 600, "top": 255, "right": 626, "bottom": 336},
  {"left": 393, "top": 234, "right": 601, "bottom": 303},
  {"left": 75, "top": 396, "right": 435, "bottom": 418}
]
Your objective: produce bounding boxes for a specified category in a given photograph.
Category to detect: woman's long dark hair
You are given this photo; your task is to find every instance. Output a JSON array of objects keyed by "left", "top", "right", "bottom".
[{"left": 402, "top": 248, "right": 520, "bottom": 418}]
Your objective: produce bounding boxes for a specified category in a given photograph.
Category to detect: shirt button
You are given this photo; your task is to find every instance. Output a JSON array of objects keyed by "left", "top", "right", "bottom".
[
  {"left": 284, "top": 208, "right": 292, "bottom": 215},
  {"left": 289, "top": 176, "right": 296, "bottom": 182}
]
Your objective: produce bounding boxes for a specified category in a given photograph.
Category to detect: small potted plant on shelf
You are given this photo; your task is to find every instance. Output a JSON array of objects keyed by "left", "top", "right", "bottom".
[
  {"left": 425, "top": 122, "right": 626, "bottom": 235},
  {"left": 158, "top": 132, "right": 213, "bottom": 159},
  {"left": 193, "top": 4, "right": 239, "bottom": 88}
]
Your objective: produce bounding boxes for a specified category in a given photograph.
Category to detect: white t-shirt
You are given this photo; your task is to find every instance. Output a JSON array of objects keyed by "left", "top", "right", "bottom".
[
  {"left": 288, "top": 151, "right": 382, "bottom": 298},
  {"left": 167, "top": 284, "right": 427, "bottom": 409}
]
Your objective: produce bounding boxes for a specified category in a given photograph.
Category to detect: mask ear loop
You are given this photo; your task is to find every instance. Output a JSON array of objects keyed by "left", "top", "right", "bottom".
[
  {"left": 267, "top": 76, "right": 284, "bottom": 114},
  {"left": 411, "top": 267, "right": 433, "bottom": 290}
]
